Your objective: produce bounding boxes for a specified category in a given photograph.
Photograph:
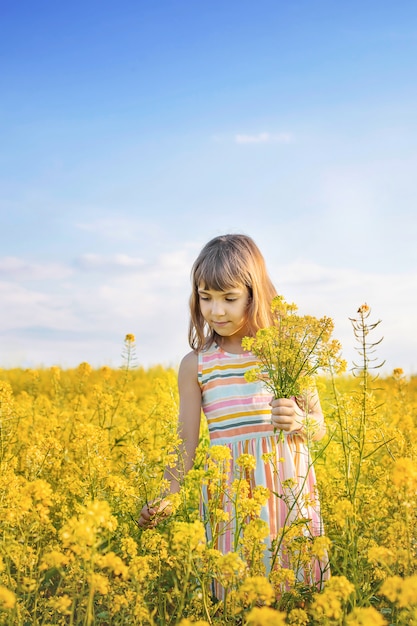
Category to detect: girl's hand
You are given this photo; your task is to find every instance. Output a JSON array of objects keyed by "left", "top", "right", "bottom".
[
  {"left": 270, "top": 397, "right": 304, "bottom": 433},
  {"left": 138, "top": 498, "right": 173, "bottom": 528}
]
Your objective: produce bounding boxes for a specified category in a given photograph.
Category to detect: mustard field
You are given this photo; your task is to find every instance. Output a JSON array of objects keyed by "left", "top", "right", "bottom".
[{"left": 0, "top": 330, "right": 416, "bottom": 625}]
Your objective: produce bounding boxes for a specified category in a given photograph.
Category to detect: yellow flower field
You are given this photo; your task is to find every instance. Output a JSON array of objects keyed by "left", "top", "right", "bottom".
[{"left": 0, "top": 317, "right": 416, "bottom": 625}]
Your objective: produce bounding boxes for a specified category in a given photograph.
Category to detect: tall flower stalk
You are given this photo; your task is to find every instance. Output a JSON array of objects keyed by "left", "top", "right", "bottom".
[{"left": 322, "top": 304, "right": 391, "bottom": 609}]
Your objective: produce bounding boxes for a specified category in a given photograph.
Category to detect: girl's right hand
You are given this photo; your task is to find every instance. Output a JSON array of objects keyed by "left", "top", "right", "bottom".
[
  {"left": 270, "top": 397, "right": 304, "bottom": 433},
  {"left": 137, "top": 498, "right": 173, "bottom": 528}
]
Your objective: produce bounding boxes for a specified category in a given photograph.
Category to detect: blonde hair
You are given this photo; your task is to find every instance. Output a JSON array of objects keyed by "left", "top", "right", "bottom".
[{"left": 188, "top": 234, "right": 277, "bottom": 351}]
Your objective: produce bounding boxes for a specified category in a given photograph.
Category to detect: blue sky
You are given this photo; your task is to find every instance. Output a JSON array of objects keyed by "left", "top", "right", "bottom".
[{"left": 1, "top": 0, "right": 416, "bottom": 373}]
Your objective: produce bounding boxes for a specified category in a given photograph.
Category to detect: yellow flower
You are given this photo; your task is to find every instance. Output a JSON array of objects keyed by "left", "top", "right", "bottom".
[
  {"left": 140, "top": 529, "right": 169, "bottom": 561},
  {"left": 89, "top": 572, "right": 110, "bottom": 595},
  {"left": 282, "top": 477, "right": 297, "bottom": 490},
  {"left": 129, "top": 555, "right": 157, "bottom": 584},
  {"left": 381, "top": 574, "right": 417, "bottom": 607},
  {"left": 0, "top": 381, "right": 14, "bottom": 419},
  {"left": 238, "top": 576, "right": 275, "bottom": 607},
  {"left": 392, "top": 367, "right": 404, "bottom": 379},
  {"left": 243, "top": 294, "right": 342, "bottom": 398},
  {"left": 125, "top": 333, "right": 135, "bottom": 343},
  {"left": 345, "top": 606, "right": 387, "bottom": 625},
  {"left": 50, "top": 365, "right": 61, "bottom": 380},
  {"left": 287, "top": 608, "right": 309, "bottom": 625},
  {"left": 245, "top": 606, "right": 287, "bottom": 625},
  {"left": 241, "top": 336, "right": 255, "bottom": 352},
  {"left": 239, "top": 495, "right": 264, "bottom": 518},
  {"left": 244, "top": 367, "right": 260, "bottom": 383},
  {"left": 169, "top": 520, "right": 206, "bottom": 556},
  {"left": 269, "top": 566, "right": 296, "bottom": 591},
  {"left": 133, "top": 594, "right": 152, "bottom": 620},
  {"left": 77, "top": 361, "right": 92, "bottom": 377},
  {"left": 60, "top": 500, "right": 118, "bottom": 554},
  {"left": 243, "top": 518, "right": 269, "bottom": 543},
  {"left": 237, "top": 453, "right": 257, "bottom": 471},
  {"left": 208, "top": 445, "right": 232, "bottom": 462},
  {"left": 253, "top": 485, "right": 270, "bottom": 506},
  {"left": 367, "top": 545, "right": 395, "bottom": 567},
  {"left": 95, "top": 551, "right": 129, "bottom": 579},
  {"left": 311, "top": 576, "right": 354, "bottom": 621},
  {"left": 40, "top": 550, "right": 69, "bottom": 571},
  {"left": 230, "top": 477, "right": 250, "bottom": 499},
  {"left": 215, "top": 552, "right": 247, "bottom": 586},
  {"left": 399, "top": 575, "right": 417, "bottom": 607},
  {"left": 111, "top": 593, "right": 130, "bottom": 615},
  {"left": 26, "top": 478, "right": 53, "bottom": 506},
  {"left": 48, "top": 594, "right": 72, "bottom": 615},
  {"left": 312, "top": 535, "right": 331, "bottom": 560},
  {"left": 0, "top": 586, "right": 16, "bottom": 610},
  {"left": 331, "top": 499, "right": 355, "bottom": 528},
  {"left": 121, "top": 536, "right": 139, "bottom": 559},
  {"left": 100, "top": 365, "right": 112, "bottom": 379},
  {"left": 21, "top": 576, "right": 37, "bottom": 593},
  {"left": 325, "top": 575, "right": 355, "bottom": 601},
  {"left": 212, "top": 507, "right": 230, "bottom": 522},
  {"left": 310, "top": 592, "right": 342, "bottom": 621},
  {"left": 391, "top": 458, "right": 417, "bottom": 491}
]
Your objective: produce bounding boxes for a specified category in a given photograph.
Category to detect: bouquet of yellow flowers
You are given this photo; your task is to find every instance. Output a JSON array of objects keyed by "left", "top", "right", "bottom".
[{"left": 242, "top": 295, "right": 346, "bottom": 398}]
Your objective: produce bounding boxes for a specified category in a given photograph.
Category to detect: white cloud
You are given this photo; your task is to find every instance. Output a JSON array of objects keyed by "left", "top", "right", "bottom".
[
  {"left": 0, "top": 257, "right": 73, "bottom": 281},
  {"left": 0, "top": 247, "right": 196, "bottom": 368},
  {"left": 274, "top": 260, "right": 417, "bottom": 375},
  {"left": 234, "top": 132, "right": 293, "bottom": 145},
  {"left": 0, "top": 249, "right": 415, "bottom": 375},
  {"left": 0, "top": 281, "right": 78, "bottom": 329}
]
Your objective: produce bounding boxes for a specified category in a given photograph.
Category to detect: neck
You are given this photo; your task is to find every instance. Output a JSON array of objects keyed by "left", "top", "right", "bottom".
[{"left": 217, "top": 335, "right": 247, "bottom": 354}]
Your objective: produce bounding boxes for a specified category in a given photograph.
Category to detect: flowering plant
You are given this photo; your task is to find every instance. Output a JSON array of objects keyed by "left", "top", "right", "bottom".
[{"left": 242, "top": 295, "right": 346, "bottom": 398}]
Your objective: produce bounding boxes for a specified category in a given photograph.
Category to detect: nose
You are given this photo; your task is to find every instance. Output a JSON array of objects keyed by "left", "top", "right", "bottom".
[{"left": 211, "top": 299, "right": 226, "bottom": 317}]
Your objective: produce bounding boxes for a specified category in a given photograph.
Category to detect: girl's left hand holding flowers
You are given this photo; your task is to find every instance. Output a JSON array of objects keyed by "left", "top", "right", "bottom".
[
  {"left": 138, "top": 497, "right": 173, "bottom": 528},
  {"left": 270, "top": 397, "right": 304, "bottom": 434}
]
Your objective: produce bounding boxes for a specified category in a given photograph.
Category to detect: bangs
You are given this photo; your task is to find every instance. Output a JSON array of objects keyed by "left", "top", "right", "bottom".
[{"left": 194, "top": 250, "right": 250, "bottom": 292}]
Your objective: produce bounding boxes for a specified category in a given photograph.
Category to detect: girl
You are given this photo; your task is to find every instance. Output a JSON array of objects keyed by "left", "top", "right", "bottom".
[{"left": 138, "top": 234, "right": 329, "bottom": 587}]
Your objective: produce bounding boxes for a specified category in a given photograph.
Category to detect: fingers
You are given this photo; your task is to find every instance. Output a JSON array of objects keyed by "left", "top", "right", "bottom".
[
  {"left": 271, "top": 415, "right": 294, "bottom": 432},
  {"left": 270, "top": 397, "right": 295, "bottom": 411},
  {"left": 138, "top": 504, "right": 158, "bottom": 528},
  {"left": 270, "top": 397, "right": 302, "bottom": 432},
  {"left": 137, "top": 498, "right": 173, "bottom": 529}
]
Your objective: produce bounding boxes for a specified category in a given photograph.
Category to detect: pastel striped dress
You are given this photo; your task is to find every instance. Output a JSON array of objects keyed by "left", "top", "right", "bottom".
[{"left": 198, "top": 342, "right": 329, "bottom": 587}]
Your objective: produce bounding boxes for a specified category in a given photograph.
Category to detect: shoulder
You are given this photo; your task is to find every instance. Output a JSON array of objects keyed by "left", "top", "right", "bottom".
[
  {"left": 179, "top": 349, "right": 198, "bottom": 370},
  {"left": 178, "top": 351, "right": 201, "bottom": 402},
  {"left": 178, "top": 350, "right": 198, "bottom": 382}
]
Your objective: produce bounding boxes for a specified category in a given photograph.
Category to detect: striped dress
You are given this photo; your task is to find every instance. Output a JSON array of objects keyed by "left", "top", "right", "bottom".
[{"left": 198, "top": 342, "right": 329, "bottom": 587}]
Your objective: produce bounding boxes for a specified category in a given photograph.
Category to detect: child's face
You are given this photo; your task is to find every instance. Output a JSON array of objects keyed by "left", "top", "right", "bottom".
[{"left": 197, "top": 283, "right": 250, "bottom": 341}]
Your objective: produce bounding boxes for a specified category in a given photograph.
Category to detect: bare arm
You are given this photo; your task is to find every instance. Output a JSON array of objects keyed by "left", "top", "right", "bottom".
[
  {"left": 138, "top": 350, "right": 201, "bottom": 527},
  {"left": 165, "top": 350, "right": 202, "bottom": 493}
]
